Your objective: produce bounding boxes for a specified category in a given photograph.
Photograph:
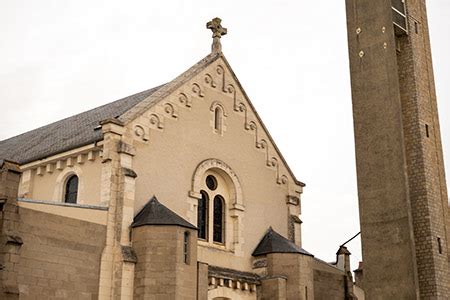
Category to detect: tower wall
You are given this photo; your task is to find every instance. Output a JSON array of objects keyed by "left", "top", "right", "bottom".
[
  {"left": 266, "top": 253, "right": 314, "bottom": 300},
  {"left": 346, "top": 0, "right": 450, "bottom": 298},
  {"left": 132, "top": 225, "right": 198, "bottom": 300}
]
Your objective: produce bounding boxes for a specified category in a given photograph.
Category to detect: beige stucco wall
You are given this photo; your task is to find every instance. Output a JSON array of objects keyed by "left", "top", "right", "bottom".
[
  {"left": 127, "top": 57, "right": 303, "bottom": 273},
  {"left": 19, "top": 149, "right": 102, "bottom": 206},
  {"left": 18, "top": 199, "right": 108, "bottom": 225}
]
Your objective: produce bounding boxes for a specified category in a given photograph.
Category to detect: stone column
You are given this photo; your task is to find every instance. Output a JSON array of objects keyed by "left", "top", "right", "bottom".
[
  {"left": 0, "top": 160, "right": 22, "bottom": 299},
  {"left": 97, "top": 119, "right": 137, "bottom": 300}
]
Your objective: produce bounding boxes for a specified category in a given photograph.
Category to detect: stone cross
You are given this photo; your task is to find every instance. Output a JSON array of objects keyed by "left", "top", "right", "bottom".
[{"left": 206, "top": 17, "right": 227, "bottom": 53}]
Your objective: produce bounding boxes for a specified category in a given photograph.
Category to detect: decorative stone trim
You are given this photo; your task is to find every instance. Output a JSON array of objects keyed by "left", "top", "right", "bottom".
[
  {"left": 252, "top": 257, "right": 268, "bottom": 269},
  {"left": 121, "top": 246, "right": 137, "bottom": 264},
  {"left": 117, "top": 141, "right": 136, "bottom": 156},
  {"left": 5, "top": 234, "right": 23, "bottom": 246},
  {"left": 287, "top": 195, "right": 300, "bottom": 205},
  {"left": 190, "top": 159, "right": 244, "bottom": 210},
  {"left": 210, "top": 101, "right": 228, "bottom": 117},
  {"left": 122, "top": 168, "right": 137, "bottom": 178},
  {"left": 208, "top": 265, "right": 260, "bottom": 287}
]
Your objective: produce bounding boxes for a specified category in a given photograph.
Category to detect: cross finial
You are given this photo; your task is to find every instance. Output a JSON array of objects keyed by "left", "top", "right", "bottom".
[{"left": 206, "top": 17, "right": 227, "bottom": 53}]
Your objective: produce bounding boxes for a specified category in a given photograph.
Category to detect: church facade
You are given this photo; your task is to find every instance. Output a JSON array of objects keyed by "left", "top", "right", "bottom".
[{"left": 0, "top": 19, "right": 361, "bottom": 299}]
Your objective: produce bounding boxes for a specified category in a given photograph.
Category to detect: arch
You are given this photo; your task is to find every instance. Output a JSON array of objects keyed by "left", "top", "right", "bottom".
[
  {"left": 64, "top": 175, "right": 79, "bottom": 203},
  {"left": 53, "top": 164, "right": 83, "bottom": 203},
  {"left": 190, "top": 159, "right": 244, "bottom": 211},
  {"left": 210, "top": 101, "right": 228, "bottom": 117},
  {"left": 210, "top": 101, "right": 228, "bottom": 134}
]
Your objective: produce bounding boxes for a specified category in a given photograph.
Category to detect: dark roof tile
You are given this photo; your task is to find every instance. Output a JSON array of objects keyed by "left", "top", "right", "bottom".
[
  {"left": 132, "top": 196, "right": 197, "bottom": 230},
  {"left": 252, "top": 227, "right": 313, "bottom": 257},
  {"left": 0, "top": 86, "right": 162, "bottom": 164}
]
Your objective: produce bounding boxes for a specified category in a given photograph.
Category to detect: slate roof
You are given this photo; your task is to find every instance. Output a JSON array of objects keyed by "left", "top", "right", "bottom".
[
  {"left": 0, "top": 86, "right": 162, "bottom": 164},
  {"left": 0, "top": 52, "right": 222, "bottom": 165},
  {"left": 131, "top": 196, "right": 197, "bottom": 230},
  {"left": 252, "top": 227, "right": 313, "bottom": 257}
]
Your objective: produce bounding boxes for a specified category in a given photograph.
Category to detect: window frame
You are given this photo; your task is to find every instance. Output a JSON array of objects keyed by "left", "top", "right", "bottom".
[
  {"left": 64, "top": 174, "right": 79, "bottom": 204},
  {"left": 197, "top": 190, "right": 209, "bottom": 241},
  {"left": 213, "top": 195, "right": 225, "bottom": 244}
]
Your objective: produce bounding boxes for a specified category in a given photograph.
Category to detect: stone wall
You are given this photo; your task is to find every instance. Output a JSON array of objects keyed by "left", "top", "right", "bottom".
[
  {"left": 395, "top": 0, "right": 450, "bottom": 296},
  {"left": 259, "top": 277, "right": 287, "bottom": 300},
  {"left": 346, "top": 0, "right": 450, "bottom": 297},
  {"left": 0, "top": 160, "right": 22, "bottom": 299},
  {"left": 15, "top": 207, "right": 106, "bottom": 299},
  {"left": 313, "top": 270, "right": 345, "bottom": 300},
  {"left": 265, "top": 253, "right": 313, "bottom": 300},
  {"left": 132, "top": 225, "right": 197, "bottom": 300}
]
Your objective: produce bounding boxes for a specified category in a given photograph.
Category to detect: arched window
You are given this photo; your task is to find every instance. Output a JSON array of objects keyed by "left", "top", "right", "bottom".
[
  {"left": 197, "top": 173, "right": 227, "bottom": 245},
  {"left": 214, "top": 107, "right": 222, "bottom": 132},
  {"left": 64, "top": 175, "right": 78, "bottom": 204},
  {"left": 198, "top": 191, "right": 209, "bottom": 240},
  {"left": 213, "top": 195, "right": 225, "bottom": 243}
]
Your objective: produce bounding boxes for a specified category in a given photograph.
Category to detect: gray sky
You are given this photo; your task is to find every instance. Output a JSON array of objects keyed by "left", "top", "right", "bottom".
[{"left": 1, "top": 1, "right": 449, "bottom": 268}]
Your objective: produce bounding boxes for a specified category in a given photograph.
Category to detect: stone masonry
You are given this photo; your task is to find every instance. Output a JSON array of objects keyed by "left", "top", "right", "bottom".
[
  {"left": 0, "top": 160, "right": 106, "bottom": 299},
  {"left": 346, "top": 0, "right": 449, "bottom": 298},
  {"left": 0, "top": 160, "right": 21, "bottom": 299}
]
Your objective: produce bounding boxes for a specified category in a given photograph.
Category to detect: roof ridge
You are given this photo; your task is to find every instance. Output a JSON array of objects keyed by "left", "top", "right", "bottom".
[{"left": 118, "top": 52, "right": 221, "bottom": 124}]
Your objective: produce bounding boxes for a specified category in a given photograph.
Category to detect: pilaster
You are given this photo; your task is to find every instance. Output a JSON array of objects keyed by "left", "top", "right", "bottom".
[
  {"left": 0, "top": 160, "right": 22, "bottom": 299},
  {"left": 97, "top": 119, "right": 137, "bottom": 300}
]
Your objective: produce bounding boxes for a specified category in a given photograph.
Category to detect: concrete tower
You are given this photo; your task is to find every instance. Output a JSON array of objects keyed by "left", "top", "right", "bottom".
[{"left": 345, "top": 0, "right": 449, "bottom": 298}]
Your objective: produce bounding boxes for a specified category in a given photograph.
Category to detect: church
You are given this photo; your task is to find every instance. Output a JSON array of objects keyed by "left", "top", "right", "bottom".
[
  {"left": 0, "top": 17, "right": 363, "bottom": 299},
  {"left": 2, "top": 0, "right": 450, "bottom": 297}
]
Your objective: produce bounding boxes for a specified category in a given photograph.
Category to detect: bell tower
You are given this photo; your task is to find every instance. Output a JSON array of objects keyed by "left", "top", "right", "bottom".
[{"left": 345, "top": 0, "right": 449, "bottom": 298}]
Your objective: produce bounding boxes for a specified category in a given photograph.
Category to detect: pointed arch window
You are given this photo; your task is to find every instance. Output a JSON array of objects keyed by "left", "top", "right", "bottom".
[
  {"left": 213, "top": 195, "right": 225, "bottom": 243},
  {"left": 198, "top": 191, "right": 209, "bottom": 240},
  {"left": 64, "top": 175, "right": 78, "bottom": 204}
]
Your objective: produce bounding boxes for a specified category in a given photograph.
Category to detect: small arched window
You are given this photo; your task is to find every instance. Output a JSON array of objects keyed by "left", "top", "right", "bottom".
[
  {"left": 198, "top": 191, "right": 209, "bottom": 240},
  {"left": 213, "top": 195, "right": 225, "bottom": 243},
  {"left": 214, "top": 107, "right": 222, "bottom": 132},
  {"left": 64, "top": 175, "right": 78, "bottom": 204}
]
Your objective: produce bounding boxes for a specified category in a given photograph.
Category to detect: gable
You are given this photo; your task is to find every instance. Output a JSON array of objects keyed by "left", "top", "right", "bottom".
[
  {"left": 0, "top": 49, "right": 304, "bottom": 191},
  {"left": 123, "top": 54, "right": 304, "bottom": 191}
]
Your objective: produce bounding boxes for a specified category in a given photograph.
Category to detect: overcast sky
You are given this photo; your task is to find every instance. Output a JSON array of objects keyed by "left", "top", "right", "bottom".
[{"left": 1, "top": 1, "right": 449, "bottom": 268}]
